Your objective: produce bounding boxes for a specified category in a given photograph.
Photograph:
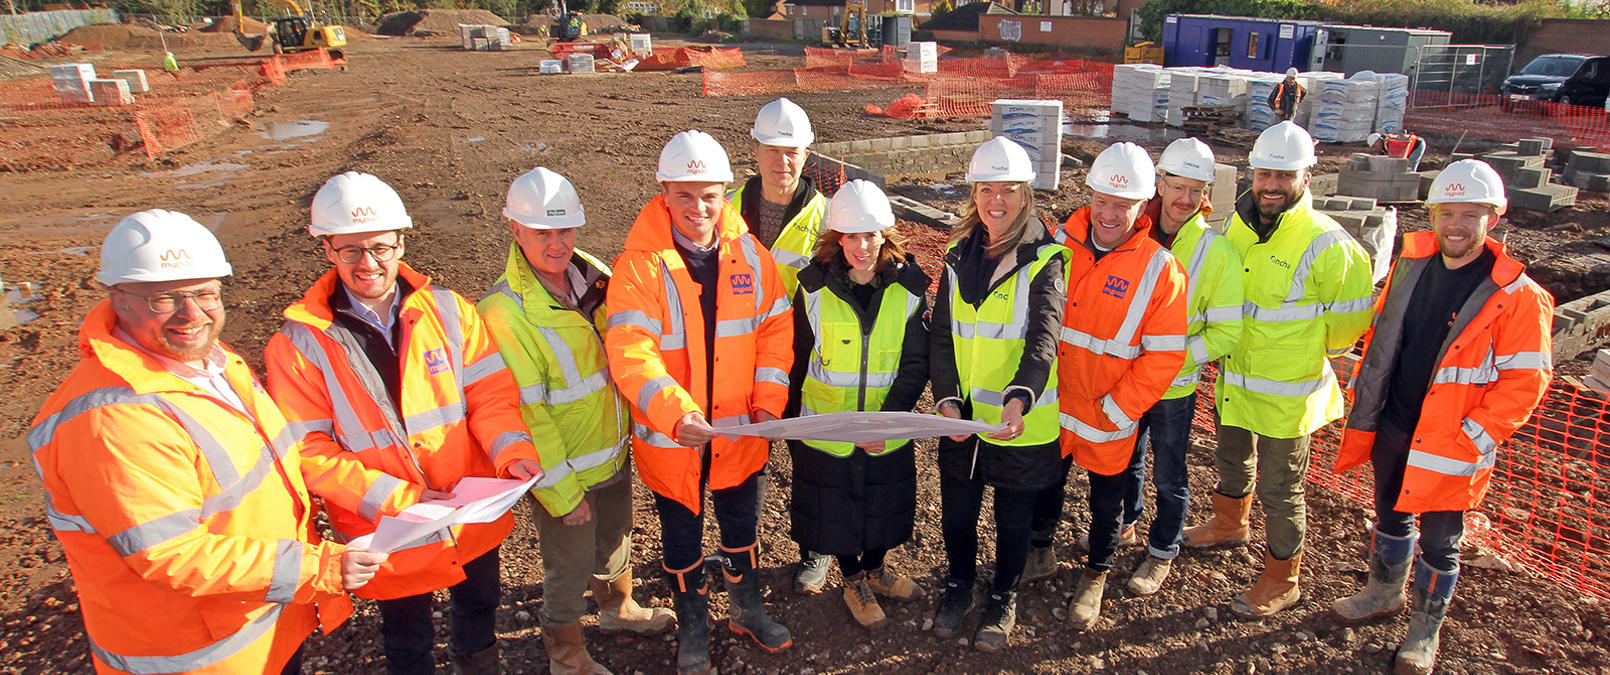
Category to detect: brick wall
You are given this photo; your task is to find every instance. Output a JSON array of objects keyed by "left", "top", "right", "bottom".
[
  {"left": 1517, "top": 19, "right": 1610, "bottom": 69},
  {"left": 814, "top": 130, "right": 994, "bottom": 180},
  {"left": 978, "top": 15, "right": 1127, "bottom": 50},
  {"left": 747, "top": 18, "right": 794, "bottom": 40}
]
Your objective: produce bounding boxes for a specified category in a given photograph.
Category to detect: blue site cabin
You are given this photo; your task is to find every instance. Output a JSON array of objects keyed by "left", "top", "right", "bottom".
[{"left": 1162, "top": 14, "right": 1327, "bottom": 73}]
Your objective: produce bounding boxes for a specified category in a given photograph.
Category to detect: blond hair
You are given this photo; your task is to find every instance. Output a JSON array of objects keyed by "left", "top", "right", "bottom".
[{"left": 950, "top": 180, "right": 1037, "bottom": 259}]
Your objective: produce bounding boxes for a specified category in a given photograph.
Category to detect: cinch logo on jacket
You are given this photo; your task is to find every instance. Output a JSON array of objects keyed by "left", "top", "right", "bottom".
[
  {"left": 730, "top": 273, "right": 754, "bottom": 295},
  {"left": 423, "top": 347, "right": 450, "bottom": 374},
  {"left": 1102, "top": 275, "right": 1130, "bottom": 299}
]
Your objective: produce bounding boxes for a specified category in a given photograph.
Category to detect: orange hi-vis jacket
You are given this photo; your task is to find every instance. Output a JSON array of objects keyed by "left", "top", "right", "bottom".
[
  {"left": 1382, "top": 133, "right": 1421, "bottom": 159},
  {"left": 30, "top": 302, "right": 353, "bottom": 674},
  {"left": 264, "top": 263, "right": 539, "bottom": 600},
  {"left": 605, "top": 195, "right": 794, "bottom": 515},
  {"left": 1336, "top": 232, "right": 1554, "bottom": 512},
  {"left": 1054, "top": 208, "right": 1190, "bottom": 475}
]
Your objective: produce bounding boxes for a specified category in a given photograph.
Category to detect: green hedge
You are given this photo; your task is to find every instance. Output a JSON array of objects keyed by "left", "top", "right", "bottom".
[{"left": 1136, "top": 0, "right": 1577, "bottom": 46}]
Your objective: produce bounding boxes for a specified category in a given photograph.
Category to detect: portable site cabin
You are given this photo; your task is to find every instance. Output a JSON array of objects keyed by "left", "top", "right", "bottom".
[
  {"left": 1161, "top": 14, "right": 1327, "bottom": 73},
  {"left": 1318, "top": 25, "right": 1452, "bottom": 78}
]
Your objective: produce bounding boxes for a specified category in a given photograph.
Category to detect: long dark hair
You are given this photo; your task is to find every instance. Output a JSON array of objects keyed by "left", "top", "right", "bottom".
[{"left": 813, "top": 226, "right": 908, "bottom": 273}]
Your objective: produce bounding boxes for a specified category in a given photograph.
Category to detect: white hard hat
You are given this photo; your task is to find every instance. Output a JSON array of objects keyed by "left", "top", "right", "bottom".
[
  {"left": 504, "top": 167, "right": 585, "bottom": 229},
  {"left": 751, "top": 97, "right": 814, "bottom": 148},
  {"left": 309, "top": 171, "right": 413, "bottom": 237},
  {"left": 656, "top": 130, "right": 734, "bottom": 183},
  {"left": 1367, "top": 133, "right": 1383, "bottom": 146},
  {"left": 1427, "top": 159, "right": 1507, "bottom": 209},
  {"left": 966, "top": 136, "right": 1035, "bottom": 183},
  {"left": 1249, "top": 121, "right": 1317, "bottom": 171},
  {"left": 97, "top": 209, "right": 233, "bottom": 286},
  {"left": 1086, "top": 142, "right": 1156, "bottom": 200},
  {"left": 827, "top": 180, "right": 895, "bottom": 234},
  {"left": 1157, "top": 137, "right": 1216, "bottom": 183},
  {"left": 1286, "top": 67, "right": 1298, "bottom": 77}
]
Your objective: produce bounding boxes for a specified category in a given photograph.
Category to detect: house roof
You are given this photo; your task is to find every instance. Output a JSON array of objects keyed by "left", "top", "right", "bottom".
[
  {"left": 919, "top": 1, "right": 1015, "bottom": 31},
  {"left": 782, "top": 0, "right": 849, "bottom": 6}
]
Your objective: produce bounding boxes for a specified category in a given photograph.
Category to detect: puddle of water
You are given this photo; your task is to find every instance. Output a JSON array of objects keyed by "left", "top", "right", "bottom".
[
  {"left": 518, "top": 142, "right": 549, "bottom": 153},
  {"left": 140, "top": 160, "right": 249, "bottom": 179},
  {"left": 14, "top": 309, "right": 40, "bottom": 325},
  {"left": 201, "top": 213, "right": 228, "bottom": 231},
  {"left": 27, "top": 246, "right": 92, "bottom": 257},
  {"left": 258, "top": 119, "right": 330, "bottom": 142},
  {"left": 1062, "top": 120, "right": 1179, "bottom": 144},
  {"left": 466, "top": 136, "right": 487, "bottom": 143},
  {"left": 925, "top": 183, "right": 969, "bottom": 198}
]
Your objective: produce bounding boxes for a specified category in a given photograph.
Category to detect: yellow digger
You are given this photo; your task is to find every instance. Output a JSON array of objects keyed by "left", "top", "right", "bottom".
[
  {"left": 233, "top": 0, "right": 346, "bottom": 60},
  {"left": 820, "top": 0, "right": 881, "bottom": 49}
]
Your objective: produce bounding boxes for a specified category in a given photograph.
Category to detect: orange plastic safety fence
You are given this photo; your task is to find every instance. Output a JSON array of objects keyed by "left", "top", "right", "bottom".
[
  {"left": 1407, "top": 90, "right": 1610, "bottom": 152},
  {"left": 637, "top": 47, "right": 746, "bottom": 72}
]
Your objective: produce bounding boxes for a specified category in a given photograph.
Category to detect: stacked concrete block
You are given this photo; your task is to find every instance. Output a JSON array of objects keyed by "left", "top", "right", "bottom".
[
  {"left": 1338, "top": 153, "right": 1420, "bottom": 203},
  {"left": 1314, "top": 195, "right": 1396, "bottom": 283},
  {"left": 1482, "top": 138, "right": 1578, "bottom": 212},
  {"left": 567, "top": 53, "right": 595, "bottom": 74},
  {"left": 110, "top": 69, "right": 149, "bottom": 94},
  {"left": 89, "top": 79, "right": 134, "bottom": 106},
  {"left": 50, "top": 63, "right": 95, "bottom": 104},
  {"left": 1565, "top": 149, "right": 1610, "bottom": 193},
  {"left": 990, "top": 99, "right": 1063, "bottom": 191},
  {"left": 1205, "top": 162, "right": 1238, "bottom": 229},
  {"left": 812, "top": 130, "right": 993, "bottom": 182}
]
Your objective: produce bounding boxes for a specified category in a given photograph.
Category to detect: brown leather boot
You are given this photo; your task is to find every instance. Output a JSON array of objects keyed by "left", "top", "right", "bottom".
[
  {"left": 1183, "top": 492, "right": 1252, "bottom": 549},
  {"left": 541, "top": 621, "right": 610, "bottom": 675},
  {"left": 1232, "top": 550, "right": 1303, "bottom": 618},
  {"left": 591, "top": 570, "right": 676, "bottom": 635},
  {"left": 450, "top": 642, "right": 500, "bottom": 675}
]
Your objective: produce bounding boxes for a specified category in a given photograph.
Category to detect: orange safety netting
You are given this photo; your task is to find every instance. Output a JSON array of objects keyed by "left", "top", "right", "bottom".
[
  {"left": 1407, "top": 90, "right": 1610, "bottom": 152},
  {"left": 635, "top": 46, "right": 745, "bottom": 72}
]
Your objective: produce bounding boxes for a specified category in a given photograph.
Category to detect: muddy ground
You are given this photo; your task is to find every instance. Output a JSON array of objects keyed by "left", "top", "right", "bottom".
[{"left": 2, "top": 34, "right": 1608, "bottom": 674}]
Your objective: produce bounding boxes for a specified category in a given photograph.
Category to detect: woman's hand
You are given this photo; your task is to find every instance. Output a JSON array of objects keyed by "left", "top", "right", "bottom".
[
  {"left": 938, "top": 400, "right": 971, "bottom": 442},
  {"left": 986, "top": 398, "right": 1026, "bottom": 442}
]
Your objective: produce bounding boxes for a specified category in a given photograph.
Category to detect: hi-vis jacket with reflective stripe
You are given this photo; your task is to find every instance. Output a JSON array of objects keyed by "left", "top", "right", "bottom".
[
  {"left": 605, "top": 195, "right": 795, "bottom": 515},
  {"left": 1218, "top": 192, "right": 1375, "bottom": 438},
  {"left": 478, "top": 244, "right": 629, "bottom": 518},
  {"left": 1145, "top": 204, "right": 1246, "bottom": 399},
  {"left": 31, "top": 302, "right": 352, "bottom": 674},
  {"left": 264, "top": 263, "right": 539, "bottom": 600},
  {"left": 1054, "top": 208, "right": 1189, "bottom": 475},
  {"left": 728, "top": 177, "right": 828, "bottom": 297},
  {"left": 1336, "top": 232, "right": 1554, "bottom": 512}
]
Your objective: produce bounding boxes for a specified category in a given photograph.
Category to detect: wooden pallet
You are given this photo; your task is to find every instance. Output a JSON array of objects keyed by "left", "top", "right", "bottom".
[{"left": 1182, "top": 104, "right": 1242, "bottom": 134}]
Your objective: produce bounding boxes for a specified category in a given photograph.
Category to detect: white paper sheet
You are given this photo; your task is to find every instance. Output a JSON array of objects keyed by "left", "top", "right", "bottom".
[
  {"left": 715, "top": 411, "right": 1004, "bottom": 443},
  {"left": 349, "top": 475, "right": 538, "bottom": 554}
]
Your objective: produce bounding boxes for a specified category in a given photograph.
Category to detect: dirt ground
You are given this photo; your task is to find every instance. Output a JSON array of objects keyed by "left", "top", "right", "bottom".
[{"left": 2, "top": 35, "right": 1609, "bottom": 674}]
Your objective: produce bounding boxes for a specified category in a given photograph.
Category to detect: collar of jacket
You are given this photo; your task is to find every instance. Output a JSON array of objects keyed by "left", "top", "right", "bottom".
[
  {"left": 737, "top": 174, "right": 818, "bottom": 232},
  {"left": 1235, "top": 189, "right": 1315, "bottom": 242},
  {"left": 1062, "top": 206, "right": 1157, "bottom": 253},
  {"left": 799, "top": 253, "right": 929, "bottom": 298},
  {"left": 283, "top": 261, "right": 432, "bottom": 330},
  {"left": 79, "top": 300, "right": 249, "bottom": 396},
  {"left": 1398, "top": 230, "right": 1525, "bottom": 287},
  {"left": 501, "top": 242, "right": 609, "bottom": 322},
  {"left": 944, "top": 215, "right": 1052, "bottom": 269},
  {"left": 624, "top": 193, "right": 748, "bottom": 253}
]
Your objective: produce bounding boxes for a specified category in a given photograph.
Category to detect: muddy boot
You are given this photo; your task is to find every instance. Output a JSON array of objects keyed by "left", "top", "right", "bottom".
[
  {"left": 1021, "top": 544, "right": 1060, "bottom": 583},
  {"left": 666, "top": 562, "right": 714, "bottom": 675},
  {"left": 1077, "top": 523, "right": 1137, "bottom": 551},
  {"left": 1183, "top": 491, "right": 1252, "bottom": 549},
  {"left": 930, "top": 576, "right": 977, "bottom": 639},
  {"left": 842, "top": 571, "right": 888, "bottom": 630},
  {"left": 864, "top": 566, "right": 919, "bottom": 601},
  {"left": 1395, "top": 560, "right": 1457, "bottom": 675},
  {"left": 1332, "top": 529, "right": 1415, "bottom": 623},
  {"left": 973, "top": 590, "right": 1017, "bottom": 652},
  {"left": 1126, "top": 556, "right": 1172, "bottom": 597},
  {"left": 591, "top": 570, "right": 676, "bottom": 635},
  {"left": 1231, "top": 549, "right": 1303, "bottom": 618},
  {"left": 540, "top": 621, "right": 610, "bottom": 675},
  {"left": 720, "top": 544, "right": 793, "bottom": 653},
  {"left": 1066, "top": 569, "right": 1108, "bottom": 631},
  {"left": 450, "top": 643, "right": 500, "bottom": 675},
  {"left": 793, "top": 549, "right": 831, "bottom": 595}
]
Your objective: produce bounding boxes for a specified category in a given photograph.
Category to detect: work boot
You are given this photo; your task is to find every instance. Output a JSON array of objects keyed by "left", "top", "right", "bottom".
[
  {"left": 591, "top": 570, "right": 676, "bottom": 635},
  {"left": 1183, "top": 491, "right": 1253, "bottom": 549},
  {"left": 973, "top": 590, "right": 1017, "bottom": 652},
  {"left": 1066, "top": 569, "right": 1108, "bottom": 631},
  {"left": 1126, "top": 556, "right": 1172, "bottom": 596},
  {"left": 666, "top": 562, "right": 714, "bottom": 675},
  {"left": 1331, "top": 529, "right": 1416, "bottom": 623},
  {"left": 450, "top": 643, "right": 500, "bottom": 675},
  {"left": 721, "top": 544, "right": 794, "bottom": 652},
  {"left": 1021, "top": 544, "right": 1060, "bottom": 582},
  {"left": 842, "top": 571, "right": 888, "bottom": 630},
  {"left": 793, "top": 549, "right": 830, "bottom": 595},
  {"left": 1231, "top": 550, "right": 1303, "bottom": 618},
  {"left": 864, "top": 566, "right": 919, "bottom": 601},
  {"left": 930, "top": 576, "right": 977, "bottom": 639},
  {"left": 1395, "top": 560, "right": 1457, "bottom": 675},
  {"left": 1077, "top": 523, "right": 1137, "bottom": 551},
  {"left": 540, "top": 621, "right": 610, "bottom": 675}
]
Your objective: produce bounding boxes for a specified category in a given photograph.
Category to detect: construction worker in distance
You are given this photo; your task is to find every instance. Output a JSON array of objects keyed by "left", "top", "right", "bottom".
[
  {"left": 1367, "top": 131, "right": 1428, "bottom": 172},
  {"left": 605, "top": 130, "right": 795, "bottom": 674},
  {"left": 727, "top": 98, "right": 831, "bottom": 595},
  {"left": 785, "top": 180, "right": 930, "bottom": 631},
  {"left": 1330, "top": 160, "right": 1553, "bottom": 675},
  {"left": 264, "top": 172, "right": 545, "bottom": 674},
  {"left": 1183, "top": 120, "right": 1374, "bottom": 618},
  {"left": 1268, "top": 67, "right": 1305, "bottom": 122},
  {"left": 477, "top": 167, "right": 676, "bottom": 674},
  {"left": 1050, "top": 142, "right": 1188, "bottom": 631},
  {"left": 31, "top": 210, "right": 387, "bottom": 674},
  {"left": 930, "top": 137, "right": 1068, "bottom": 652},
  {"left": 1117, "top": 138, "right": 1245, "bottom": 597}
]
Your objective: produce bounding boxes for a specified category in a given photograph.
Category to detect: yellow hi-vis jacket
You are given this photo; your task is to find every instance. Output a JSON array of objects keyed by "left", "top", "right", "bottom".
[
  {"left": 478, "top": 244, "right": 630, "bottom": 517},
  {"left": 1217, "top": 191, "right": 1375, "bottom": 438},
  {"left": 728, "top": 177, "right": 828, "bottom": 297},
  {"left": 1151, "top": 206, "right": 1246, "bottom": 400}
]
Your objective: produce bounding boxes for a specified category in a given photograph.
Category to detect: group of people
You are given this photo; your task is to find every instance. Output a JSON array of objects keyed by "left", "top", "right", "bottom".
[{"left": 30, "top": 95, "right": 1554, "bottom": 675}]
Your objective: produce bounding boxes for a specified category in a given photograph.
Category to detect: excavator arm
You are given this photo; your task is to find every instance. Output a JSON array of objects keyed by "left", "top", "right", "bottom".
[{"left": 232, "top": 0, "right": 267, "bottom": 51}]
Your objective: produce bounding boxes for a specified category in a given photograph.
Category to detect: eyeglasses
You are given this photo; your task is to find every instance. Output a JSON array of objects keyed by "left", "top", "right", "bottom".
[
  {"left": 329, "top": 242, "right": 401, "bottom": 265},
  {"left": 116, "top": 287, "right": 224, "bottom": 314}
]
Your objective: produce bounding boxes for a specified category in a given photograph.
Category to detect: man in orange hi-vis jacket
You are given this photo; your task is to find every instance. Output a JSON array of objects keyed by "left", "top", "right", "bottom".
[
  {"left": 1330, "top": 160, "right": 1553, "bottom": 675},
  {"left": 264, "top": 172, "right": 543, "bottom": 674},
  {"left": 605, "top": 130, "right": 795, "bottom": 675},
  {"left": 31, "top": 210, "right": 387, "bottom": 674}
]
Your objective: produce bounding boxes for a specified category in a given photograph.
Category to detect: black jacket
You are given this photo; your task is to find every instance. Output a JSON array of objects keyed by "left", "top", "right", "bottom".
[{"left": 786, "top": 254, "right": 931, "bottom": 417}]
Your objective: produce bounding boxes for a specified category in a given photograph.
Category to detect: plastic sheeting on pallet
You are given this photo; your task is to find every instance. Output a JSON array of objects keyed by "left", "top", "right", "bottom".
[
  {"left": 1110, "top": 63, "right": 1169, "bottom": 123},
  {"left": 1311, "top": 71, "right": 1382, "bottom": 143},
  {"left": 990, "top": 99, "right": 1062, "bottom": 191},
  {"left": 1374, "top": 73, "right": 1410, "bottom": 134}
]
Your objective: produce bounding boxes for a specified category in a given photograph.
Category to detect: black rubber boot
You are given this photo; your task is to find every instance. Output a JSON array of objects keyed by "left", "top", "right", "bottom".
[
  {"left": 931, "top": 576, "right": 977, "bottom": 639},
  {"left": 667, "top": 563, "right": 714, "bottom": 675},
  {"left": 721, "top": 544, "right": 794, "bottom": 652},
  {"left": 974, "top": 589, "right": 1017, "bottom": 652}
]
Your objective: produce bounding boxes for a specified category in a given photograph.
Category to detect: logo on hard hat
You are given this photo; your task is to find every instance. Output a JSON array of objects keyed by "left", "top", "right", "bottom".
[
  {"left": 351, "top": 206, "right": 379, "bottom": 224},
  {"left": 1184, "top": 161, "right": 1202, "bottom": 171},
  {"left": 687, "top": 160, "right": 707, "bottom": 174},
  {"left": 1108, "top": 174, "right": 1129, "bottom": 189},
  {"left": 1445, "top": 182, "right": 1466, "bottom": 196},
  {"left": 547, "top": 208, "right": 567, "bottom": 216},
  {"left": 160, "top": 249, "right": 190, "bottom": 261}
]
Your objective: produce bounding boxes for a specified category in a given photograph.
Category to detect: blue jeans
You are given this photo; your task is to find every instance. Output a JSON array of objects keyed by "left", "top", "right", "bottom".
[
  {"left": 1120, "top": 392, "right": 1196, "bottom": 560},
  {"left": 377, "top": 547, "right": 501, "bottom": 675}
]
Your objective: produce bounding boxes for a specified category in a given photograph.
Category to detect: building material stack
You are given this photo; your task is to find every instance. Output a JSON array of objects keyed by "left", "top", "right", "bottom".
[
  {"left": 1243, "top": 74, "right": 1284, "bottom": 131},
  {"left": 1166, "top": 69, "right": 1200, "bottom": 127},
  {"left": 1310, "top": 73, "right": 1380, "bottom": 143},
  {"left": 904, "top": 41, "right": 937, "bottom": 74},
  {"left": 1313, "top": 195, "right": 1397, "bottom": 283},
  {"left": 990, "top": 99, "right": 1062, "bottom": 191},
  {"left": 111, "top": 69, "right": 149, "bottom": 94},
  {"left": 89, "top": 79, "right": 134, "bottom": 106},
  {"left": 1204, "top": 162, "right": 1238, "bottom": 229},
  {"left": 1110, "top": 63, "right": 1170, "bottom": 122},
  {"left": 1373, "top": 73, "right": 1409, "bottom": 133},
  {"left": 50, "top": 63, "right": 95, "bottom": 104},
  {"left": 1468, "top": 138, "right": 1578, "bottom": 212},
  {"left": 568, "top": 52, "right": 596, "bottom": 74},
  {"left": 1293, "top": 71, "right": 1344, "bottom": 128},
  {"left": 1564, "top": 149, "right": 1610, "bottom": 194},
  {"left": 1338, "top": 153, "right": 1420, "bottom": 203}
]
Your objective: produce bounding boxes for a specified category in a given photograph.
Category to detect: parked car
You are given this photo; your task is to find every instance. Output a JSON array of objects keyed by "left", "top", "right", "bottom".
[{"left": 1501, "top": 54, "right": 1610, "bottom": 111}]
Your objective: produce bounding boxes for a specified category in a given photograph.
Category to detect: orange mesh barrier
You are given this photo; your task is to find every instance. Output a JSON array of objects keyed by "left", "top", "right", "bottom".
[
  {"left": 636, "top": 46, "right": 746, "bottom": 72},
  {"left": 1407, "top": 90, "right": 1610, "bottom": 152},
  {"left": 277, "top": 48, "right": 336, "bottom": 72}
]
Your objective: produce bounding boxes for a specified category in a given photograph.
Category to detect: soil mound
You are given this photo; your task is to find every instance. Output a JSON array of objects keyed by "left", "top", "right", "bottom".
[
  {"left": 377, "top": 9, "right": 506, "bottom": 36},
  {"left": 57, "top": 24, "right": 201, "bottom": 50},
  {"left": 199, "top": 16, "right": 269, "bottom": 34},
  {"left": 580, "top": 13, "right": 634, "bottom": 33}
]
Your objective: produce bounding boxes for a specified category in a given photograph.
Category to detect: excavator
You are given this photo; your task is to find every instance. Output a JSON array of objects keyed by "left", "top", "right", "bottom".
[
  {"left": 232, "top": 0, "right": 346, "bottom": 60},
  {"left": 820, "top": 0, "right": 881, "bottom": 49}
]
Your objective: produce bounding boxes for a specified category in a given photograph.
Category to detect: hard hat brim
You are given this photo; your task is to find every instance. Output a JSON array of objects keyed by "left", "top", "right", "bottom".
[{"left": 751, "top": 129, "right": 814, "bottom": 148}]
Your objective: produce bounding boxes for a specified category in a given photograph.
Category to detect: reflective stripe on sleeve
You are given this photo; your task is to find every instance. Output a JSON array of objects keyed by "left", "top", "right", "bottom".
[
  {"left": 1058, "top": 412, "right": 1138, "bottom": 443},
  {"left": 106, "top": 509, "right": 202, "bottom": 557},
  {"left": 358, "top": 473, "right": 406, "bottom": 522},
  {"left": 755, "top": 366, "right": 790, "bottom": 387},
  {"left": 487, "top": 430, "right": 532, "bottom": 461},
  {"left": 462, "top": 352, "right": 507, "bottom": 387},
  {"left": 265, "top": 538, "right": 302, "bottom": 603}
]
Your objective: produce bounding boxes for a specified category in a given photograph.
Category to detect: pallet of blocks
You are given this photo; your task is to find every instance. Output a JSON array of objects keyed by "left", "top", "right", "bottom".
[
  {"left": 1585, "top": 349, "right": 1610, "bottom": 393},
  {"left": 1182, "top": 104, "right": 1241, "bottom": 134}
]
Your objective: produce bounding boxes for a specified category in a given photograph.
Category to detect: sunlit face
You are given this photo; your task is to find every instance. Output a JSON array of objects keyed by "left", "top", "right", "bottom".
[
  {"left": 660, "top": 181, "right": 727, "bottom": 245},
  {"left": 1430, "top": 202, "right": 1503, "bottom": 265},
  {"left": 1251, "top": 168, "right": 1310, "bottom": 221},
  {"left": 840, "top": 230, "right": 885, "bottom": 274},
  {"left": 511, "top": 223, "right": 577, "bottom": 281},
  {"left": 756, "top": 143, "right": 807, "bottom": 196},
  {"left": 109, "top": 278, "right": 226, "bottom": 363},
  {"left": 973, "top": 181, "right": 1027, "bottom": 234},
  {"left": 1088, "top": 191, "right": 1146, "bottom": 249},
  {"left": 1157, "top": 173, "right": 1209, "bottom": 230},
  {"left": 324, "top": 231, "right": 404, "bottom": 301}
]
